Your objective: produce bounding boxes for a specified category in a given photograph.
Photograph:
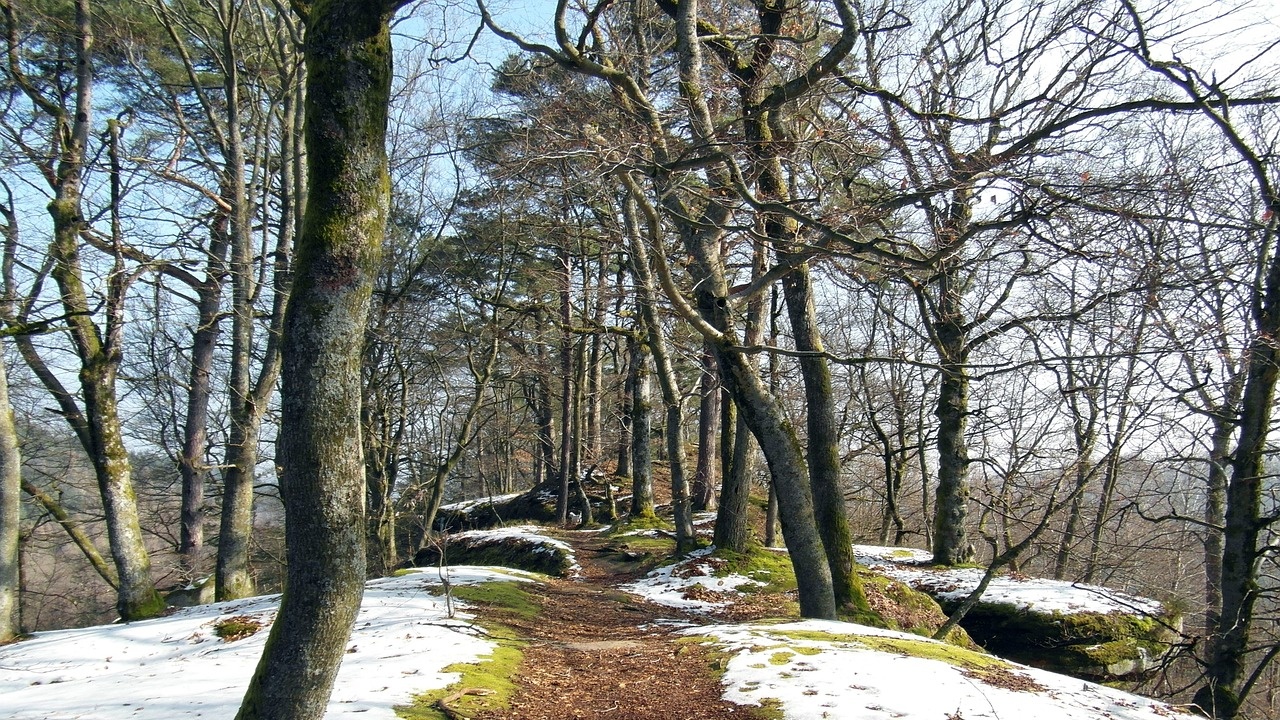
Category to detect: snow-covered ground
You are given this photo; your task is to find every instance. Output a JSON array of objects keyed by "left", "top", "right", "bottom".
[
  {"left": 0, "top": 567, "right": 530, "bottom": 720},
  {"left": 690, "top": 619, "right": 1193, "bottom": 720},
  {"left": 853, "top": 545, "right": 1167, "bottom": 616},
  {"left": 2, "top": 536, "right": 1189, "bottom": 720}
]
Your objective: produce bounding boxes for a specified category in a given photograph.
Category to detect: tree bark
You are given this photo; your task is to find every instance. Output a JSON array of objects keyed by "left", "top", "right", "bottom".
[
  {"left": 621, "top": 193, "right": 691, "bottom": 545},
  {"left": 43, "top": 4, "right": 164, "bottom": 621},
  {"left": 216, "top": 0, "right": 261, "bottom": 596},
  {"left": 556, "top": 242, "right": 574, "bottom": 526},
  {"left": 928, "top": 258, "right": 975, "bottom": 566},
  {"left": 693, "top": 347, "right": 719, "bottom": 512},
  {"left": 214, "top": 25, "right": 298, "bottom": 601},
  {"left": 781, "top": 262, "right": 867, "bottom": 611},
  {"left": 235, "top": 0, "right": 397, "bottom": 715},
  {"left": 178, "top": 219, "right": 228, "bottom": 576},
  {"left": 628, "top": 333, "right": 655, "bottom": 518},
  {"left": 1203, "top": 419, "right": 1230, "bottom": 637},
  {"left": 0, "top": 343, "right": 21, "bottom": 642},
  {"left": 714, "top": 242, "right": 766, "bottom": 553},
  {"left": 1198, "top": 329, "right": 1280, "bottom": 718}
]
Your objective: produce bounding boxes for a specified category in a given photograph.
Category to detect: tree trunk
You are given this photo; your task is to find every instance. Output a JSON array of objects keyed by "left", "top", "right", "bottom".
[
  {"left": 363, "top": 386, "right": 401, "bottom": 577},
  {"left": 215, "top": 11, "right": 296, "bottom": 597},
  {"left": 1204, "top": 418, "right": 1231, "bottom": 637},
  {"left": 235, "top": 1, "right": 396, "bottom": 716},
  {"left": 556, "top": 243, "right": 574, "bottom": 525},
  {"left": 693, "top": 347, "right": 719, "bottom": 512},
  {"left": 1197, "top": 325, "right": 1280, "bottom": 719},
  {"left": 615, "top": 334, "right": 635, "bottom": 481},
  {"left": 15, "top": 0, "right": 165, "bottom": 623},
  {"left": 621, "top": 194, "right": 691, "bottom": 544},
  {"left": 217, "top": 409, "right": 263, "bottom": 600},
  {"left": 178, "top": 221, "right": 228, "bottom": 576},
  {"left": 0, "top": 341, "right": 21, "bottom": 642},
  {"left": 715, "top": 241, "right": 766, "bottom": 553},
  {"left": 930, "top": 289, "right": 974, "bottom": 566},
  {"left": 629, "top": 334, "right": 655, "bottom": 518},
  {"left": 781, "top": 261, "right": 867, "bottom": 611}
]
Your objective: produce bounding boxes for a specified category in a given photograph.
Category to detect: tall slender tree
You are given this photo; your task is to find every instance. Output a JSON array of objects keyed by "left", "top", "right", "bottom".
[{"left": 235, "top": 0, "right": 405, "bottom": 715}]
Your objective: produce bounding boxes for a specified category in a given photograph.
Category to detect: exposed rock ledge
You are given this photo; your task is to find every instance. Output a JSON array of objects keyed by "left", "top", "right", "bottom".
[{"left": 855, "top": 545, "right": 1182, "bottom": 683}]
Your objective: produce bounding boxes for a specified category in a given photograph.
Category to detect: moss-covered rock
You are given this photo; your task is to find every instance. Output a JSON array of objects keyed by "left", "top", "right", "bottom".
[
  {"left": 413, "top": 529, "right": 575, "bottom": 577},
  {"left": 165, "top": 576, "right": 215, "bottom": 608},
  {"left": 435, "top": 487, "right": 559, "bottom": 532},
  {"left": 942, "top": 600, "right": 1180, "bottom": 682},
  {"left": 854, "top": 546, "right": 1182, "bottom": 682}
]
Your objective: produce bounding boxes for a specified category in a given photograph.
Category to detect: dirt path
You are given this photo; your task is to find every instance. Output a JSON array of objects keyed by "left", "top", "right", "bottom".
[{"left": 478, "top": 532, "right": 752, "bottom": 720}]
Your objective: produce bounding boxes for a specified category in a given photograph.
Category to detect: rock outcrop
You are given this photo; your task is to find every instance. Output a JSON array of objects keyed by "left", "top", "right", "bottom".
[{"left": 855, "top": 545, "right": 1182, "bottom": 682}]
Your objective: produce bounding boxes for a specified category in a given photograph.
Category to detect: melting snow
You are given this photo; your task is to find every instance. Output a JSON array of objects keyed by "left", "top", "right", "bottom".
[
  {"left": 854, "top": 545, "right": 1167, "bottom": 616},
  {"left": 691, "top": 619, "right": 1192, "bottom": 720},
  {"left": 619, "top": 547, "right": 762, "bottom": 612}
]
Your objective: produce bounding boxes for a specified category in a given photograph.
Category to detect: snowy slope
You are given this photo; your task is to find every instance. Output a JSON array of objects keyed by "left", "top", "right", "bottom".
[{"left": 0, "top": 567, "right": 530, "bottom": 720}]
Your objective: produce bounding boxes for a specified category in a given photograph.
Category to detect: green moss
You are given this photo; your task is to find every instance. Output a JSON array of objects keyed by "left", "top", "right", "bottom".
[
  {"left": 395, "top": 643, "right": 523, "bottom": 719},
  {"left": 930, "top": 595, "right": 1180, "bottom": 680},
  {"left": 616, "top": 535, "right": 677, "bottom": 555},
  {"left": 122, "top": 590, "right": 168, "bottom": 621},
  {"left": 677, "top": 635, "right": 792, "bottom": 720},
  {"left": 395, "top": 580, "right": 536, "bottom": 719},
  {"left": 213, "top": 615, "right": 264, "bottom": 642},
  {"left": 850, "top": 569, "right": 974, "bottom": 647},
  {"left": 610, "top": 514, "right": 673, "bottom": 535},
  {"left": 769, "top": 651, "right": 795, "bottom": 665},
  {"left": 752, "top": 698, "right": 786, "bottom": 720},
  {"left": 449, "top": 581, "right": 541, "bottom": 621},
  {"left": 853, "top": 635, "right": 1004, "bottom": 670},
  {"left": 711, "top": 545, "right": 797, "bottom": 594}
]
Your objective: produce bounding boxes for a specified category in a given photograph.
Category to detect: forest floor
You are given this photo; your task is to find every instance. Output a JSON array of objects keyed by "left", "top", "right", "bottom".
[
  {"left": 474, "top": 531, "right": 758, "bottom": 720},
  {"left": 0, "top": 521, "right": 1195, "bottom": 720}
]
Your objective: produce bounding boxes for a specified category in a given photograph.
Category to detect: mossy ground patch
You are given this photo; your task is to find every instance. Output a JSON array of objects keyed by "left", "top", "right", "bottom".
[{"left": 395, "top": 580, "right": 539, "bottom": 719}]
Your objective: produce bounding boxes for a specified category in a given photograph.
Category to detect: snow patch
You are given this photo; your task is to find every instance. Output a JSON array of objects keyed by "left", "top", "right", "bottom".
[
  {"left": 619, "top": 547, "right": 762, "bottom": 612},
  {"left": 691, "top": 619, "right": 1192, "bottom": 720},
  {"left": 854, "top": 545, "right": 1167, "bottom": 616},
  {"left": 0, "top": 567, "right": 533, "bottom": 720}
]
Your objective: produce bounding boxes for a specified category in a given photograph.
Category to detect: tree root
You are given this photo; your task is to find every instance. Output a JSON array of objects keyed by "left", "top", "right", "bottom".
[{"left": 435, "top": 687, "right": 495, "bottom": 720}]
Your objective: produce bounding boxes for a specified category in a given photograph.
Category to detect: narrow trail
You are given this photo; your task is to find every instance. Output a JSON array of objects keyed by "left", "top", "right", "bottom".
[{"left": 478, "top": 532, "right": 752, "bottom": 720}]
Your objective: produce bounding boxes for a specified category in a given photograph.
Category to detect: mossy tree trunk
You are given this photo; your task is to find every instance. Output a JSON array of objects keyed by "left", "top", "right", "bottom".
[
  {"left": 780, "top": 262, "right": 866, "bottom": 611},
  {"left": 716, "top": 0, "right": 865, "bottom": 611},
  {"left": 692, "top": 347, "right": 719, "bottom": 512},
  {"left": 0, "top": 338, "right": 20, "bottom": 642},
  {"left": 627, "top": 333, "right": 655, "bottom": 518},
  {"left": 210, "top": 0, "right": 297, "bottom": 601},
  {"left": 621, "top": 193, "right": 692, "bottom": 545},
  {"left": 715, "top": 241, "right": 766, "bottom": 553},
  {"left": 234, "top": 0, "right": 401, "bottom": 716}
]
